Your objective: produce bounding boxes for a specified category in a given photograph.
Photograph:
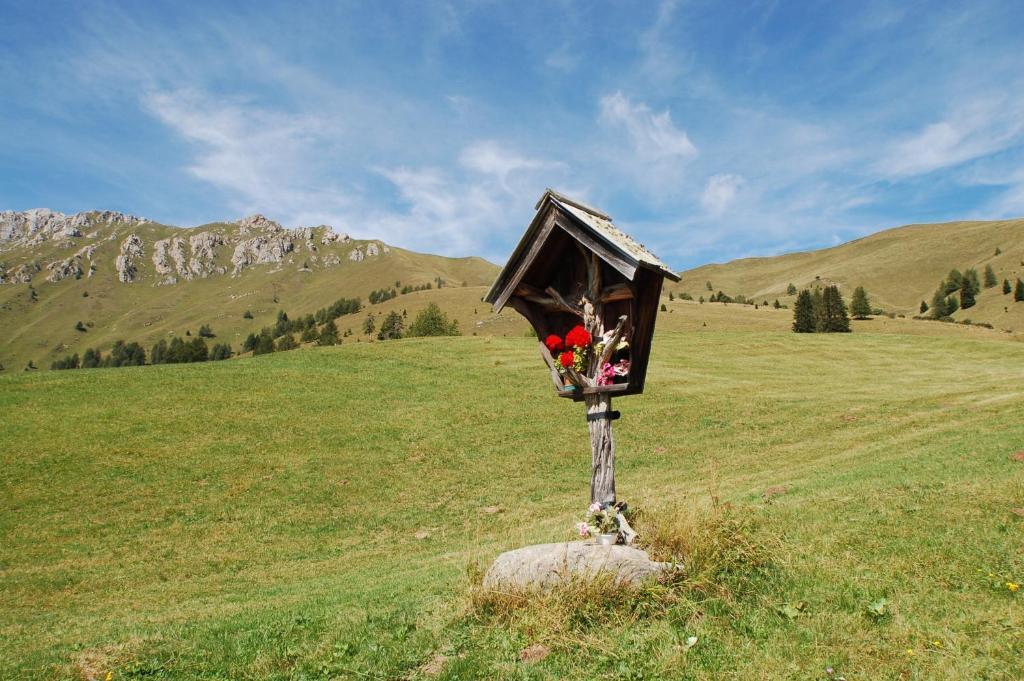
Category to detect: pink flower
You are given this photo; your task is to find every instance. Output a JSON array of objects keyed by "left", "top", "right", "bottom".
[
  {"left": 577, "top": 522, "right": 591, "bottom": 537},
  {"left": 613, "top": 359, "right": 630, "bottom": 376},
  {"left": 589, "top": 502, "right": 601, "bottom": 513},
  {"left": 597, "top": 362, "right": 616, "bottom": 386}
]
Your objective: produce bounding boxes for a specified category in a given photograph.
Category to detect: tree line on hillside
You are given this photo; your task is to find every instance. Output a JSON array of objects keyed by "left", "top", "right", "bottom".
[
  {"left": 920, "top": 266, "right": 1024, "bottom": 319},
  {"left": 369, "top": 278, "right": 447, "bottom": 305},
  {"left": 242, "top": 301, "right": 461, "bottom": 359},
  {"left": 52, "top": 333, "right": 231, "bottom": 370}
]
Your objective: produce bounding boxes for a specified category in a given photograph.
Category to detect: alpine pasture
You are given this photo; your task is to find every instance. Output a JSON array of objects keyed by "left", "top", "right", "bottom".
[{"left": 2, "top": 323, "right": 1022, "bottom": 679}]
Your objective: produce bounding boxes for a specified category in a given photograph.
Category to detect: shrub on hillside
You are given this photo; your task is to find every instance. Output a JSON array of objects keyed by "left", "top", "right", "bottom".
[{"left": 407, "top": 303, "right": 460, "bottom": 337}]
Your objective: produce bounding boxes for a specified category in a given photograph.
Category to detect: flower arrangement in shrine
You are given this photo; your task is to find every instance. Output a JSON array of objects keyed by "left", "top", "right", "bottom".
[{"left": 544, "top": 325, "right": 630, "bottom": 385}]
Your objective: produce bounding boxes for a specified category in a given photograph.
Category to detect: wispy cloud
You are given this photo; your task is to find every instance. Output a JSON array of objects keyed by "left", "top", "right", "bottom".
[
  {"left": 599, "top": 91, "right": 697, "bottom": 163},
  {"left": 880, "top": 97, "right": 1024, "bottom": 177},
  {"left": 142, "top": 89, "right": 357, "bottom": 230}
]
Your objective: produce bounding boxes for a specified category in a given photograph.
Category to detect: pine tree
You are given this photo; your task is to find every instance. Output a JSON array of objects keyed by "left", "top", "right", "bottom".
[
  {"left": 300, "top": 325, "right": 319, "bottom": 342},
  {"left": 273, "top": 311, "right": 290, "bottom": 338},
  {"left": 75, "top": 320, "right": 86, "bottom": 332},
  {"left": 377, "top": 311, "right": 404, "bottom": 340},
  {"left": 210, "top": 343, "right": 232, "bottom": 361},
  {"left": 706, "top": 280, "right": 713, "bottom": 291},
  {"left": 930, "top": 289, "right": 948, "bottom": 319},
  {"left": 318, "top": 320, "right": 339, "bottom": 346},
  {"left": 1016, "top": 278, "right": 1024, "bottom": 302},
  {"left": 960, "top": 280, "right": 976, "bottom": 309},
  {"left": 786, "top": 283, "right": 797, "bottom": 295},
  {"left": 242, "top": 333, "right": 258, "bottom": 352},
  {"left": 1003, "top": 279, "right": 1012, "bottom": 295},
  {"left": 946, "top": 295, "right": 959, "bottom": 315},
  {"left": 983, "top": 264, "right": 998, "bottom": 288},
  {"left": 773, "top": 299, "right": 781, "bottom": 309},
  {"left": 168, "top": 337, "right": 187, "bottom": 363},
  {"left": 919, "top": 300, "right": 929, "bottom": 314},
  {"left": 792, "top": 290, "right": 815, "bottom": 333},
  {"left": 850, "top": 286, "right": 871, "bottom": 319},
  {"left": 151, "top": 339, "right": 168, "bottom": 364},
  {"left": 186, "top": 338, "right": 208, "bottom": 362},
  {"left": 362, "top": 314, "right": 376, "bottom": 335},
  {"left": 820, "top": 286, "right": 851, "bottom": 332},
  {"left": 198, "top": 324, "right": 215, "bottom": 338},
  {"left": 253, "top": 331, "right": 275, "bottom": 355},
  {"left": 810, "top": 287, "right": 825, "bottom": 331},
  {"left": 275, "top": 333, "right": 297, "bottom": 351},
  {"left": 942, "top": 269, "right": 963, "bottom": 296}
]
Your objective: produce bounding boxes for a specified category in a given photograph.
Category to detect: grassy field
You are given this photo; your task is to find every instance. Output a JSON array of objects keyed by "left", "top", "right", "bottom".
[{"left": 2, "top": 324, "right": 1023, "bottom": 679}]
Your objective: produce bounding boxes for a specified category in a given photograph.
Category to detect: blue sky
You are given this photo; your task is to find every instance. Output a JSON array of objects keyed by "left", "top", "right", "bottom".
[{"left": 2, "top": 1, "right": 1023, "bottom": 268}]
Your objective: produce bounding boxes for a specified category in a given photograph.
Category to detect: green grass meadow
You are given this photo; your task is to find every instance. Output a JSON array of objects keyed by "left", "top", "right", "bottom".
[{"left": 2, "top": 329, "right": 1023, "bottom": 679}]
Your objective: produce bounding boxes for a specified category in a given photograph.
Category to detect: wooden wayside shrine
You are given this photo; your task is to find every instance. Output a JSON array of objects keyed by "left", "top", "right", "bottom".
[{"left": 485, "top": 189, "right": 679, "bottom": 508}]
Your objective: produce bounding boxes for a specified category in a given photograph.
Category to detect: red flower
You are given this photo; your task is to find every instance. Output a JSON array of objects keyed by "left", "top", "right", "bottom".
[
  {"left": 565, "top": 325, "right": 592, "bottom": 349},
  {"left": 544, "top": 334, "right": 564, "bottom": 354},
  {"left": 559, "top": 350, "right": 575, "bottom": 368}
]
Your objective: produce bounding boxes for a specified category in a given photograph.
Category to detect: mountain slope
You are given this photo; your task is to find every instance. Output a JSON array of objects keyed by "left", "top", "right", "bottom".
[
  {"left": 0, "top": 210, "right": 504, "bottom": 371},
  {"left": 675, "top": 218, "right": 1024, "bottom": 330}
]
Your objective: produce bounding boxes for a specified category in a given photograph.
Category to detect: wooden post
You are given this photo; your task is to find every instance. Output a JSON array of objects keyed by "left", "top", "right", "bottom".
[{"left": 587, "top": 393, "right": 616, "bottom": 504}]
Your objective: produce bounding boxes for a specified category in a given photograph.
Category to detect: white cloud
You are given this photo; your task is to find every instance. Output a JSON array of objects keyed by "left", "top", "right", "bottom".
[
  {"left": 700, "top": 174, "right": 744, "bottom": 216},
  {"left": 880, "top": 98, "right": 1024, "bottom": 177},
  {"left": 599, "top": 91, "right": 697, "bottom": 163}
]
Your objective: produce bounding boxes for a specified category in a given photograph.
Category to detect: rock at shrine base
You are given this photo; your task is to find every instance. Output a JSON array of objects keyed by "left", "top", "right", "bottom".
[{"left": 482, "top": 541, "right": 674, "bottom": 591}]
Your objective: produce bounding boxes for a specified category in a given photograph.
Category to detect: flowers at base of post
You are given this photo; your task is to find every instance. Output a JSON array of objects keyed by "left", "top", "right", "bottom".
[{"left": 577, "top": 502, "right": 621, "bottom": 538}]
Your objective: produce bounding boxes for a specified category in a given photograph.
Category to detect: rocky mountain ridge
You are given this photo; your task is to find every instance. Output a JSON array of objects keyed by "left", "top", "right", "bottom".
[{"left": 0, "top": 209, "right": 393, "bottom": 285}]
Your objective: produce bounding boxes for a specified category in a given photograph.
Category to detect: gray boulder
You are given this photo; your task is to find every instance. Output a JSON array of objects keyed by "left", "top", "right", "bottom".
[{"left": 483, "top": 541, "right": 673, "bottom": 591}]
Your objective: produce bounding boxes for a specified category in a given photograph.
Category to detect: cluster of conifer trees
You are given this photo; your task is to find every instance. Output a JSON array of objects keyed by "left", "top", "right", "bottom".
[
  {"left": 792, "top": 285, "right": 851, "bottom": 333},
  {"left": 51, "top": 333, "right": 231, "bottom": 370}
]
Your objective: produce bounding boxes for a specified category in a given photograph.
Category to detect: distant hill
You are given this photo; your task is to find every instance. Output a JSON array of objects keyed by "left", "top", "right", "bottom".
[
  {"left": 674, "top": 218, "right": 1024, "bottom": 331},
  {"left": 0, "top": 210, "right": 508, "bottom": 371}
]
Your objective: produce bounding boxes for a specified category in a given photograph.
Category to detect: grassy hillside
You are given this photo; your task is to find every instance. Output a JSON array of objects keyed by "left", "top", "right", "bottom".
[
  {"left": 675, "top": 218, "right": 1024, "bottom": 331},
  {"left": 0, "top": 216, "right": 499, "bottom": 371},
  {"left": 2, "top": 330, "right": 1022, "bottom": 678}
]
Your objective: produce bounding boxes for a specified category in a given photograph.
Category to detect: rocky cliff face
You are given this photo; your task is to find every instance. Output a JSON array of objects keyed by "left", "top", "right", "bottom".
[
  {"left": 115, "top": 234, "right": 144, "bottom": 283},
  {"left": 0, "top": 209, "right": 145, "bottom": 247},
  {"left": 0, "top": 209, "right": 386, "bottom": 285}
]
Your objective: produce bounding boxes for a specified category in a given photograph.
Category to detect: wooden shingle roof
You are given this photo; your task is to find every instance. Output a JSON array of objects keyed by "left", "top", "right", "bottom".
[{"left": 484, "top": 189, "right": 679, "bottom": 307}]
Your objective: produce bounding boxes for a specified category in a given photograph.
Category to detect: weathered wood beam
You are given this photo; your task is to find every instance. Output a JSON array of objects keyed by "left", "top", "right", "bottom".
[
  {"left": 544, "top": 287, "right": 585, "bottom": 317},
  {"left": 600, "top": 283, "right": 634, "bottom": 303},
  {"left": 537, "top": 342, "right": 566, "bottom": 391},
  {"left": 597, "top": 315, "right": 628, "bottom": 368}
]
